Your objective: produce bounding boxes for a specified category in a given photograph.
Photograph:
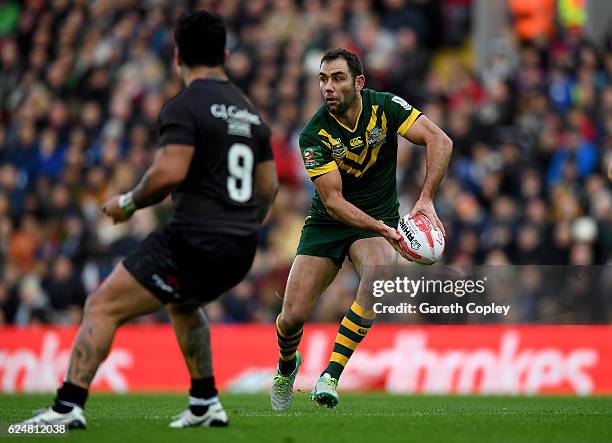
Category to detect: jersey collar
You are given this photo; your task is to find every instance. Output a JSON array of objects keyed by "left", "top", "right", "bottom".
[{"left": 328, "top": 94, "right": 363, "bottom": 133}]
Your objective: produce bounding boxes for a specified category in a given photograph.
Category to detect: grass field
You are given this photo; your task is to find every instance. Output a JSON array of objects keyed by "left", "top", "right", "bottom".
[{"left": 1, "top": 393, "right": 611, "bottom": 443}]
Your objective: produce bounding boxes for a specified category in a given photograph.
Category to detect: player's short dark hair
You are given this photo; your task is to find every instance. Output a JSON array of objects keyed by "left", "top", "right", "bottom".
[
  {"left": 175, "top": 10, "right": 226, "bottom": 67},
  {"left": 320, "top": 49, "right": 363, "bottom": 79}
]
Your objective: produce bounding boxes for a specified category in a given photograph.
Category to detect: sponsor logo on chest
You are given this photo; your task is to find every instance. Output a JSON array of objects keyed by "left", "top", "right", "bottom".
[
  {"left": 330, "top": 138, "right": 347, "bottom": 159},
  {"left": 210, "top": 103, "right": 261, "bottom": 138},
  {"left": 367, "top": 127, "right": 386, "bottom": 147},
  {"left": 349, "top": 136, "right": 364, "bottom": 149}
]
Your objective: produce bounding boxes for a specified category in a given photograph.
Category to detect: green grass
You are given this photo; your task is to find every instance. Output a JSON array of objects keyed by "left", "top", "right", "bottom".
[{"left": 1, "top": 393, "right": 611, "bottom": 443}]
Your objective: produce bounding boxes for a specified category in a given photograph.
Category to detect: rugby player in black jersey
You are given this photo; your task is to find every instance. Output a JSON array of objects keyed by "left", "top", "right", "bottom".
[{"left": 22, "top": 10, "right": 277, "bottom": 429}]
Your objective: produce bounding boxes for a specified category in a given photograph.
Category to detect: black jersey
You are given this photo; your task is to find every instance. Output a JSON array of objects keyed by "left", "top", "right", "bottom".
[{"left": 156, "top": 78, "right": 273, "bottom": 249}]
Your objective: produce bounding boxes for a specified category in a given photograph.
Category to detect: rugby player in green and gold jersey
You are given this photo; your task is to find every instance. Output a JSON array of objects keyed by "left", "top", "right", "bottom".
[{"left": 270, "top": 49, "right": 452, "bottom": 410}]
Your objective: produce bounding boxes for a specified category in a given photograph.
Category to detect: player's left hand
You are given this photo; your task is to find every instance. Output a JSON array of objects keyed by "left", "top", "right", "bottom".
[
  {"left": 102, "top": 196, "right": 133, "bottom": 224},
  {"left": 408, "top": 197, "right": 445, "bottom": 236}
]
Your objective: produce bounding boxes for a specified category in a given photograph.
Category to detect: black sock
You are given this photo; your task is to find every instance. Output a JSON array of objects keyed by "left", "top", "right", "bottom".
[
  {"left": 276, "top": 315, "right": 303, "bottom": 376},
  {"left": 189, "top": 377, "right": 218, "bottom": 416},
  {"left": 278, "top": 357, "right": 296, "bottom": 375},
  {"left": 53, "top": 382, "right": 88, "bottom": 413}
]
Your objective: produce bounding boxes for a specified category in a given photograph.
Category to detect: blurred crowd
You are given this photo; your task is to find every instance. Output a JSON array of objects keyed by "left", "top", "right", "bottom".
[{"left": 0, "top": 0, "right": 610, "bottom": 326}]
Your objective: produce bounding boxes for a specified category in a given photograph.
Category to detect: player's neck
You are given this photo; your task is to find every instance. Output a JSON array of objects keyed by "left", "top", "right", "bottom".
[
  {"left": 182, "top": 66, "right": 228, "bottom": 86},
  {"left": 331, "top": 94, "right": 362, "bottom": 131}
]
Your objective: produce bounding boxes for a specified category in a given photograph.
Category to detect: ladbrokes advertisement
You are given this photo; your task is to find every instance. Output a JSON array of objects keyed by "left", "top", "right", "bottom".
[{"left": 2, "top": 325, "right": 611, "bottom": 395}]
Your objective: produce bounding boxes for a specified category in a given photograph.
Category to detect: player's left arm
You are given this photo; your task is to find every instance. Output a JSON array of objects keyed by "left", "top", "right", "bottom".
[
  {"left": 102, "top": 144, "right": 194, "bottom": 224},
  {"left": 254, "top": 159, "right": 279, "bottom": 223},
  {"left": 401, "top": 115, "right": 452, "bottom": 235},
  {"left": 253, "top": 125, "right": 279, "bottom": 223}
]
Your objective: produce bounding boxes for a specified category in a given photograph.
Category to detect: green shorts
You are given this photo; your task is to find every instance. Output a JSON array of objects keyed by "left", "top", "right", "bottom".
[{"left": 295, "top": 216, "right": 400, "bottom": 267}]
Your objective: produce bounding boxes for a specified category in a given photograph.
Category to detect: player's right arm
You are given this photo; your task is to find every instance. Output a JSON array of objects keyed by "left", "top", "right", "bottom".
[
  {"left": 102, "top": 95, "right": 197, "bottom": 224},
  {"left": 300, "top": 132, "right": 403, "bottom": 252},
  {"left": 313, "top": 170, "right": 403, "bottom": 253}
]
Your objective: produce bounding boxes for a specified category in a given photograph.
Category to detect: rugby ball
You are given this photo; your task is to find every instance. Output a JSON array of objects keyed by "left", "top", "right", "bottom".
[{"left": 397, "top": 213, "right": 445, "bottom": 265}]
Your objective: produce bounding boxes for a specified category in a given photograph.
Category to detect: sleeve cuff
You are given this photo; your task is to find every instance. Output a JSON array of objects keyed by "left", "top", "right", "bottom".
[
  {"left": 397, "top": 111, "right": 422, "bottom": 137},
  {"left": 307, "top": 161, "right": 338, "bottom": 178},
  {"left": 158, "top": 134, "right": 195, "bottom": 147}
]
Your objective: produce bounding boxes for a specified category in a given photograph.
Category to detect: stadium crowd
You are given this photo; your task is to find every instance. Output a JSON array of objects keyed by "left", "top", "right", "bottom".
[{"left": 0, "top": 0, "right": 610, "bottom": 326}]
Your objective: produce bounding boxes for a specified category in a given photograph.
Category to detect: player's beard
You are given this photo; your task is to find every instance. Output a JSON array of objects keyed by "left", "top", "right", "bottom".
[{"left": 326, "top": 88, "right": 357, "bottom": 116}]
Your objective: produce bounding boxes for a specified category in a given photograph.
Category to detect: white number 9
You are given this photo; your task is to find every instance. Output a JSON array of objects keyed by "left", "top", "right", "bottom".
[{"left": 227, "top": 143, "right": 254, "bottom": 203}]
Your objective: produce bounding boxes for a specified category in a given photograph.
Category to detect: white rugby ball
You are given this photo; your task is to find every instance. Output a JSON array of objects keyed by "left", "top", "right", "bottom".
[{"left": 397, "top": 213, "right": 445, "bottom": 265}]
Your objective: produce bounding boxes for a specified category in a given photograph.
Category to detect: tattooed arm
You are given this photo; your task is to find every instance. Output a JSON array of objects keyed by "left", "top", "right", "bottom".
[
  {"left": 131, "top": 145, "right": 195, "bottom": 207},
  {"left": 102, "top": 144, "right": 194, "bottom": 224}
]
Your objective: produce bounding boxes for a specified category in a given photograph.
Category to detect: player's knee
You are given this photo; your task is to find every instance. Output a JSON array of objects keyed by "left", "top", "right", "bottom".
[
  {"left": 83, "top": 292, "right": 103, "bottom": 320},
  {"left": 167, "top": 299, "right": 202, "bottom": 317},
  {"left": 368, "top": 250, "right": 397, "bottom": 267},
  {"left": 83, "top": 287, "right": 120, "bottom": 324},
  {"left": 279, "top": 310, "right": 307, "bottom": 335},
  {"left": 355, "top": 292, "right": 377, "bottom": 312}
]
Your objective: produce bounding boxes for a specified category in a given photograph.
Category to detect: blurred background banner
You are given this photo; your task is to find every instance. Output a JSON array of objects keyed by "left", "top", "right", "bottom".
[{"left": 1, "top": 324, "right": 611, "bottom": 395}]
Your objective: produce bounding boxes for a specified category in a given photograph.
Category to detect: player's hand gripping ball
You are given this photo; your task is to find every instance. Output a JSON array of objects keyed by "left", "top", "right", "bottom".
[{"left": 397, "top": 213, "right": 445, "bottom": 265}]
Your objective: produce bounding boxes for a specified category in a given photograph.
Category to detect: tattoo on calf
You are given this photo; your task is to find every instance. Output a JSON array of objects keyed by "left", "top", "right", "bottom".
[
  {"left": 66, "top": 325, "right": 109, "bottom": 387},
  {"left": 185, "top": 311, "right": 214, "bottom": 378}
]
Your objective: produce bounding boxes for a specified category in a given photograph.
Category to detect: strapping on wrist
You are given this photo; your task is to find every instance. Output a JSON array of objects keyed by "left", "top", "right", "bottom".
[{"left": 118, "top": 191, "right": 137, "bottom": 216}]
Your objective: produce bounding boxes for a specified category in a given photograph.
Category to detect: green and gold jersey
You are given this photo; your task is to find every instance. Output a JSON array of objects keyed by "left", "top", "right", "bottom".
[{"left": 299, "top": 88, "right": 422, "bottom": 223}]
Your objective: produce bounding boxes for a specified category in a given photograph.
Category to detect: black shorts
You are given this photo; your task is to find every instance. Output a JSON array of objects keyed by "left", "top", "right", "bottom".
[{"left": 122, "top": 228, "right": 256, "bottom": 304}]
